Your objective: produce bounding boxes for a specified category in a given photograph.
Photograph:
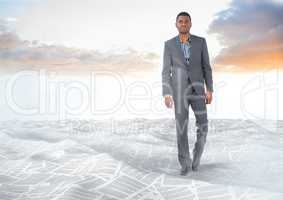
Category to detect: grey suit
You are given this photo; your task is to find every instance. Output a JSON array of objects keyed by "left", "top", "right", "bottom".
[{"left": 162, "top": 34, "right": 213, "bottom": 170}]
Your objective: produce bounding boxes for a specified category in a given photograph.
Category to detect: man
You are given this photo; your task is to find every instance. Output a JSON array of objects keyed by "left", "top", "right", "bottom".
[{"left": 162, "top": 11, "right": 213, "bottom": 175}]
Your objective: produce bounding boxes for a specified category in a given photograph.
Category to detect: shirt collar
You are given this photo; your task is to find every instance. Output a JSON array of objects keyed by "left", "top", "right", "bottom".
[{"left": 176, "top": 34, "right": 192, "bottom": 44}]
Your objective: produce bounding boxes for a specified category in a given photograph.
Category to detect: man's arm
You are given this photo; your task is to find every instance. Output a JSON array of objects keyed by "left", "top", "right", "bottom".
[
  {"left": 201, "top": 38, "right": 213, "bottom": 93},
  {"left": 162, "top": 41, "right": 173, "bottom": 97}
]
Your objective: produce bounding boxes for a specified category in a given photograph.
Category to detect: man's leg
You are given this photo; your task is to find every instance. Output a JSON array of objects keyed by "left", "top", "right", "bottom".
[
  {"left": 189, "top": 89, "right": 208, "bottom": 171},
  {"left": 173, "top": 90, "right": 192, "bottom": 172}
]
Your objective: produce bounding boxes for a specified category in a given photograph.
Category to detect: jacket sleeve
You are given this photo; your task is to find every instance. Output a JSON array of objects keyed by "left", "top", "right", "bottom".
[
  {"left": 161, "top": 41, "right": 173, "bottom": 97},
  {"left": 201, "top": 38, "right": 213, "bottom": 92}
]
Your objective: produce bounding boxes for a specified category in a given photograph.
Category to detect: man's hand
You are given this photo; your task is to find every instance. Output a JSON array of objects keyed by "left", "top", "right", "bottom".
[
  {"left": 164, "top": 95, "right": 174, "bottom": 108},
  {"left": 205, "top": 91, "right": 213, "bottom": 104}
]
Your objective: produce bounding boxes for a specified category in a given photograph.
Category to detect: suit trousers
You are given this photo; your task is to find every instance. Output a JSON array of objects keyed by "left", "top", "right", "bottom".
[{"left": 172, "top": 77, "right": 208, "bottom": 169}]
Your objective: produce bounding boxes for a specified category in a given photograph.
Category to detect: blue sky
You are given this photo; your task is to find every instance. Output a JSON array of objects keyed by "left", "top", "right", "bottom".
[
  {"left": 0, "top": 0, "right": 283, "bottom": 72},
  {"left": 0, "top": 0, "right": 43, "bottom": 18},
  {"left": 0, "top": 0, "right": 282, "bottom": 120}
]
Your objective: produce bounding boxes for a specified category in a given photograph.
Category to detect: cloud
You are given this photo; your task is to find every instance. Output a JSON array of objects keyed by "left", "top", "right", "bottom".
[
  {"left": 208, "top": 0, "right": 283, "bottom": 72},
  {"left": 0, "top": 18, "right": 159, "bottom": 74}
]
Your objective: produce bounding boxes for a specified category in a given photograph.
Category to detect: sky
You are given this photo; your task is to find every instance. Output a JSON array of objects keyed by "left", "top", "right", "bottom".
[
  {"left": 1, "top": 0, "right": 229, "bottom": 52},
  {"left": 0, "top": 0, "right": 283, "bottom": 72},
  {"left": 0, "top": 0, "right": 283, "bottom": 120},
  {"left": 209, "top": 0, "right": 283, "bottom": 72}
]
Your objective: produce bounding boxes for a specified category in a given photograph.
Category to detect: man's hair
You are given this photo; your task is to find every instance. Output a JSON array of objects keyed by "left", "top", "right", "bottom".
[{"left": 176, "top": 11, "right": 191, "bottom": 21}]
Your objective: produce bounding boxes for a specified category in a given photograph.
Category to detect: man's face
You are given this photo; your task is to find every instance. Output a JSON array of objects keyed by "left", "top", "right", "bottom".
[{"left": 175, "top": 16, "right": 191, "bottom": 34}]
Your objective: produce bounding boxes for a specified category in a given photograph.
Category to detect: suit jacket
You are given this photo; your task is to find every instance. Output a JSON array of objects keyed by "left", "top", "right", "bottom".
[{"left": 162, "top": 34, "right": 213, "bottom": 97}]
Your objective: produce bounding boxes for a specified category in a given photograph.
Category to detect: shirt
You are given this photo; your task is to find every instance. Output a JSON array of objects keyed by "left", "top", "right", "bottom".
[{"left": 176, "top": 35, "right": 192, "bottom": 65}]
